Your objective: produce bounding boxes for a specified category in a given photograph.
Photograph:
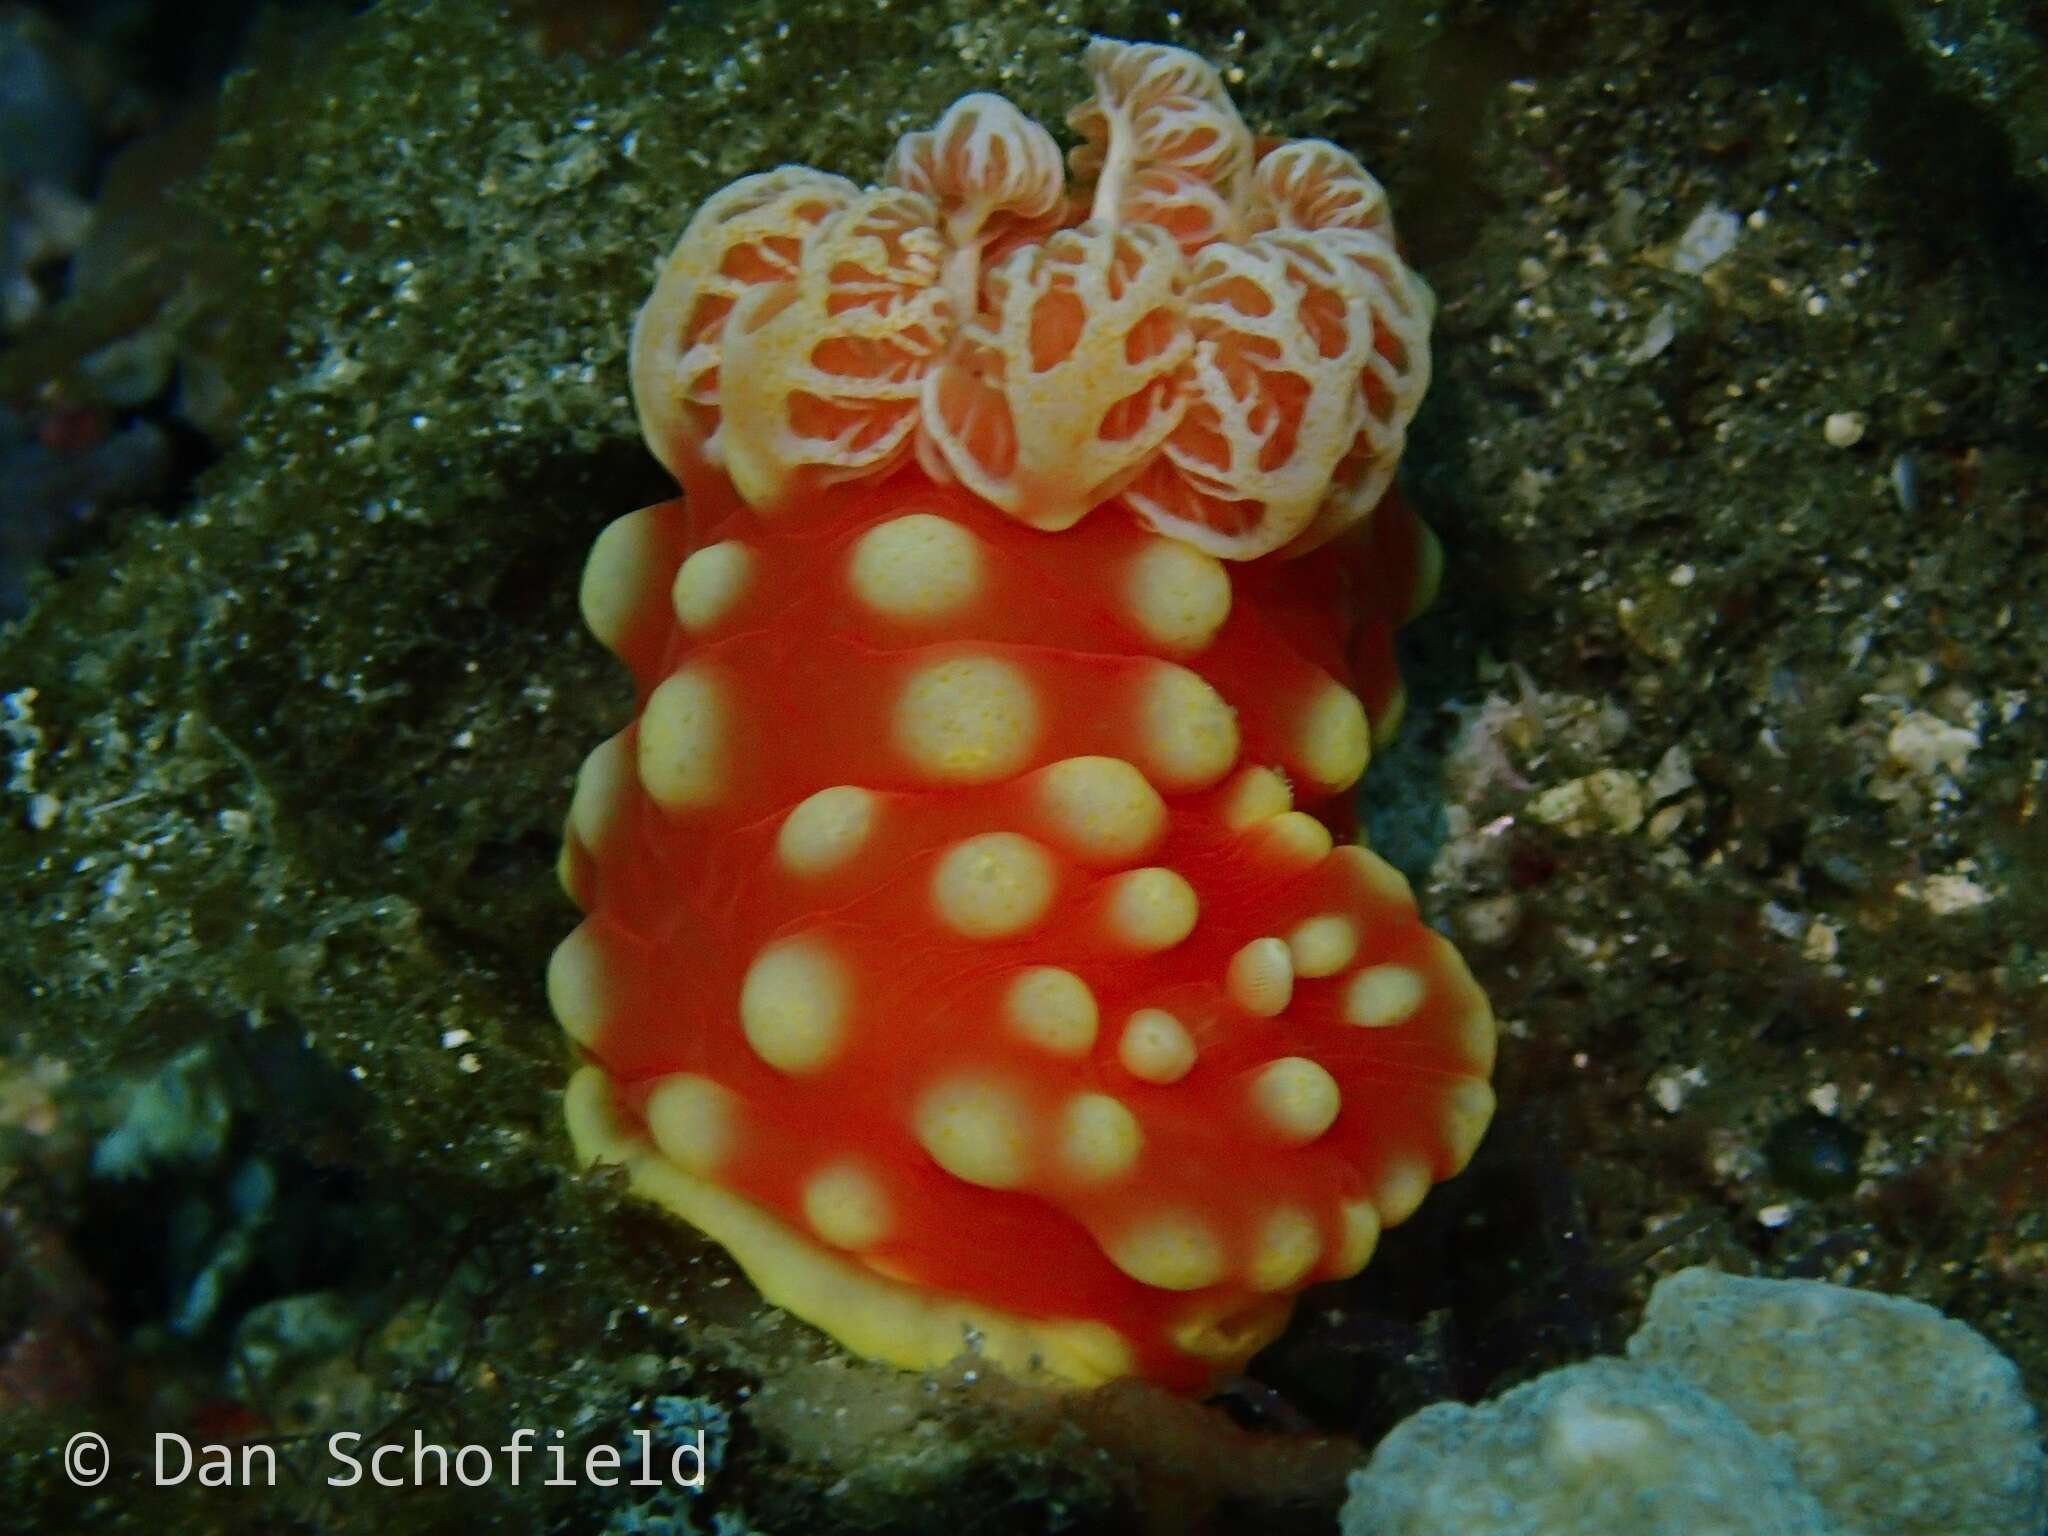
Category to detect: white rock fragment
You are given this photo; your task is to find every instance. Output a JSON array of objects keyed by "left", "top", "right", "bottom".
[
  {"left": 1891, "top": 452, "right": 1919, "bottom": 511},
  {"left": 1761, "top": 902, "right": 1805, "bottom": 941},
  {"left": 1902, "top": 871, "right": 1993, "bottom": 916},
  {"left": 3, "top": 686, "right": 44, "bottom": 800},
  {"left": 1648, "top": 1065, "right": 1708, "bottom": 1115},
  {"left": 1951, "top": 1017, "right": 1998, "bottom": 1057},
  {"left": 1646, "top": 802, "right": 1687, "bottom": 843},
  {"left": 1343, "top": 1277, "right": 2048, "bottom": 1536},
  {"left": 1672, "top": 207, "right": 1741, "bottom": 274},
  {"left": 1344, "top": 1357, "right": 1831, "bottom": 1536},
  {"left": 1647, "top": 744, "right": 1695, "bottom": 802},
  {"left": 1626, "top": 304, "right": 1677, "bottom": 364},
  {"left": 1629, "top": 1269, "right": 2046, "bottom": 1536},
  {"left": 1457, "top": 893, "right": 1522, "bottom": 950},
  {"left": 1527, "top": 769, "right": 1645, "bottom": 837},
  {"left": 1823, "top": 411, "right": 1866, "bottom": 448},
  {"left": 92, "top": 1046, "right": 233, "bottom": 1178},
  {"left": 1886, "top": 711, "right": 1978, "bottom": 778}
]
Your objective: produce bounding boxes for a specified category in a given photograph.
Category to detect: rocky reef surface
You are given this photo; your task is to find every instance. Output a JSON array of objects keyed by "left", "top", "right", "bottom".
[
  {"left": 1, "top": 1, "right": 2043, "bottom": 1531},
  {"left": 1343, "top": 1267, "right": 2044, "bottom": 1536}
]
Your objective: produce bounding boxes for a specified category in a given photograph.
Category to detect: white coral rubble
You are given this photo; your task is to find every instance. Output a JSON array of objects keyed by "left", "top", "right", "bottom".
[
  {"left": 1343, "top": 1268, "right": 2047, "bottom": 1536},
  {"left": 630, "top": 38, "right": 1432, "bottom": 559}
]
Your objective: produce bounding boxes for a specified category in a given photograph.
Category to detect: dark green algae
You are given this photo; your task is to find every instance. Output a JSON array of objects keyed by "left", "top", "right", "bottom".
[{"left": 2, "top": 0, "right": 2045, "bottom": 1530}]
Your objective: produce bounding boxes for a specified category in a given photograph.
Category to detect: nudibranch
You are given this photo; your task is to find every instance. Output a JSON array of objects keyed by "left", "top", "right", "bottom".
[{"left": 552, "top": 38, "right": 1495, "bottom": 1393}]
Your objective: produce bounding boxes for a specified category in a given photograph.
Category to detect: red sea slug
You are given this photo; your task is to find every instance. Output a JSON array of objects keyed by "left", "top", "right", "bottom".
[{"left": 551, "top": 38, "right": 1495, "bottom": 1393}]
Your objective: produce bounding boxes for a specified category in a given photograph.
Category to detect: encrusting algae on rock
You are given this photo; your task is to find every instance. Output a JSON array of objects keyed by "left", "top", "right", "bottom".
[{"left": 552, "top": 36, "right": 1493, "bottom": 1392}]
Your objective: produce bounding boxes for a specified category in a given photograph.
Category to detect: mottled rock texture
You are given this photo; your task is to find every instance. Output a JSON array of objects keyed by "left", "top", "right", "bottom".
[{"left": 1345, "top": 1268, "right": 2044, "bottom": 1536}]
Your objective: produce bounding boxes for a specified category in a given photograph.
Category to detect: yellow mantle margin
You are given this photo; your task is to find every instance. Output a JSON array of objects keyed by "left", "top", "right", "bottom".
[{"left": 564, "top": 1065, "right": 1137, "bottom": 1388}]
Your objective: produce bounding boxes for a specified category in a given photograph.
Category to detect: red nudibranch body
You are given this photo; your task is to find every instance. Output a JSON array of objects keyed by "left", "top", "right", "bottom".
[{"left": 552, "top": 38, "right": 1495, "bottom": 1392}]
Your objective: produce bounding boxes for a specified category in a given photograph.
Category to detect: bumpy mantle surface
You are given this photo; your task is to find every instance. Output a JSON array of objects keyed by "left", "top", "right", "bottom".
[{"left": 554, "top": 37, "right": 1492, "bottom": 1391}]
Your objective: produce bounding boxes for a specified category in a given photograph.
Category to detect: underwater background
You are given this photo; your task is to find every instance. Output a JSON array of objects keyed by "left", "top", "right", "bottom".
[{"left": 1, "top": 0, "right": 2044, "bottom": 1531}]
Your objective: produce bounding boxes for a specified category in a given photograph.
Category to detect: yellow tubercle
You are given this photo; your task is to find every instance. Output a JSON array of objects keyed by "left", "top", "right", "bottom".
[
  {"left": 930, "top": 832, "right": 1056, "bottom": 939},
  {"left": 894, "top": 655, "right": 1041, "bottom": 783},
  {"left": 1102, "top": 1211, "right": 1224, "bottom": 1291},
  {"left": 580, "top": 509, "right": 665, "bottom": 654},
  {"left": 1226, "top": 938, "right": 1295, "bottom": 1018},
  {"left": 739, "top": 939, "right": 851, "bottom": 1075},
  {"left": 1006, "top": 967, "right": 1099, "bottom": 1056},
  {"left": 913, "top": 1076, "right": 1034, "bottom": 1190}
]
